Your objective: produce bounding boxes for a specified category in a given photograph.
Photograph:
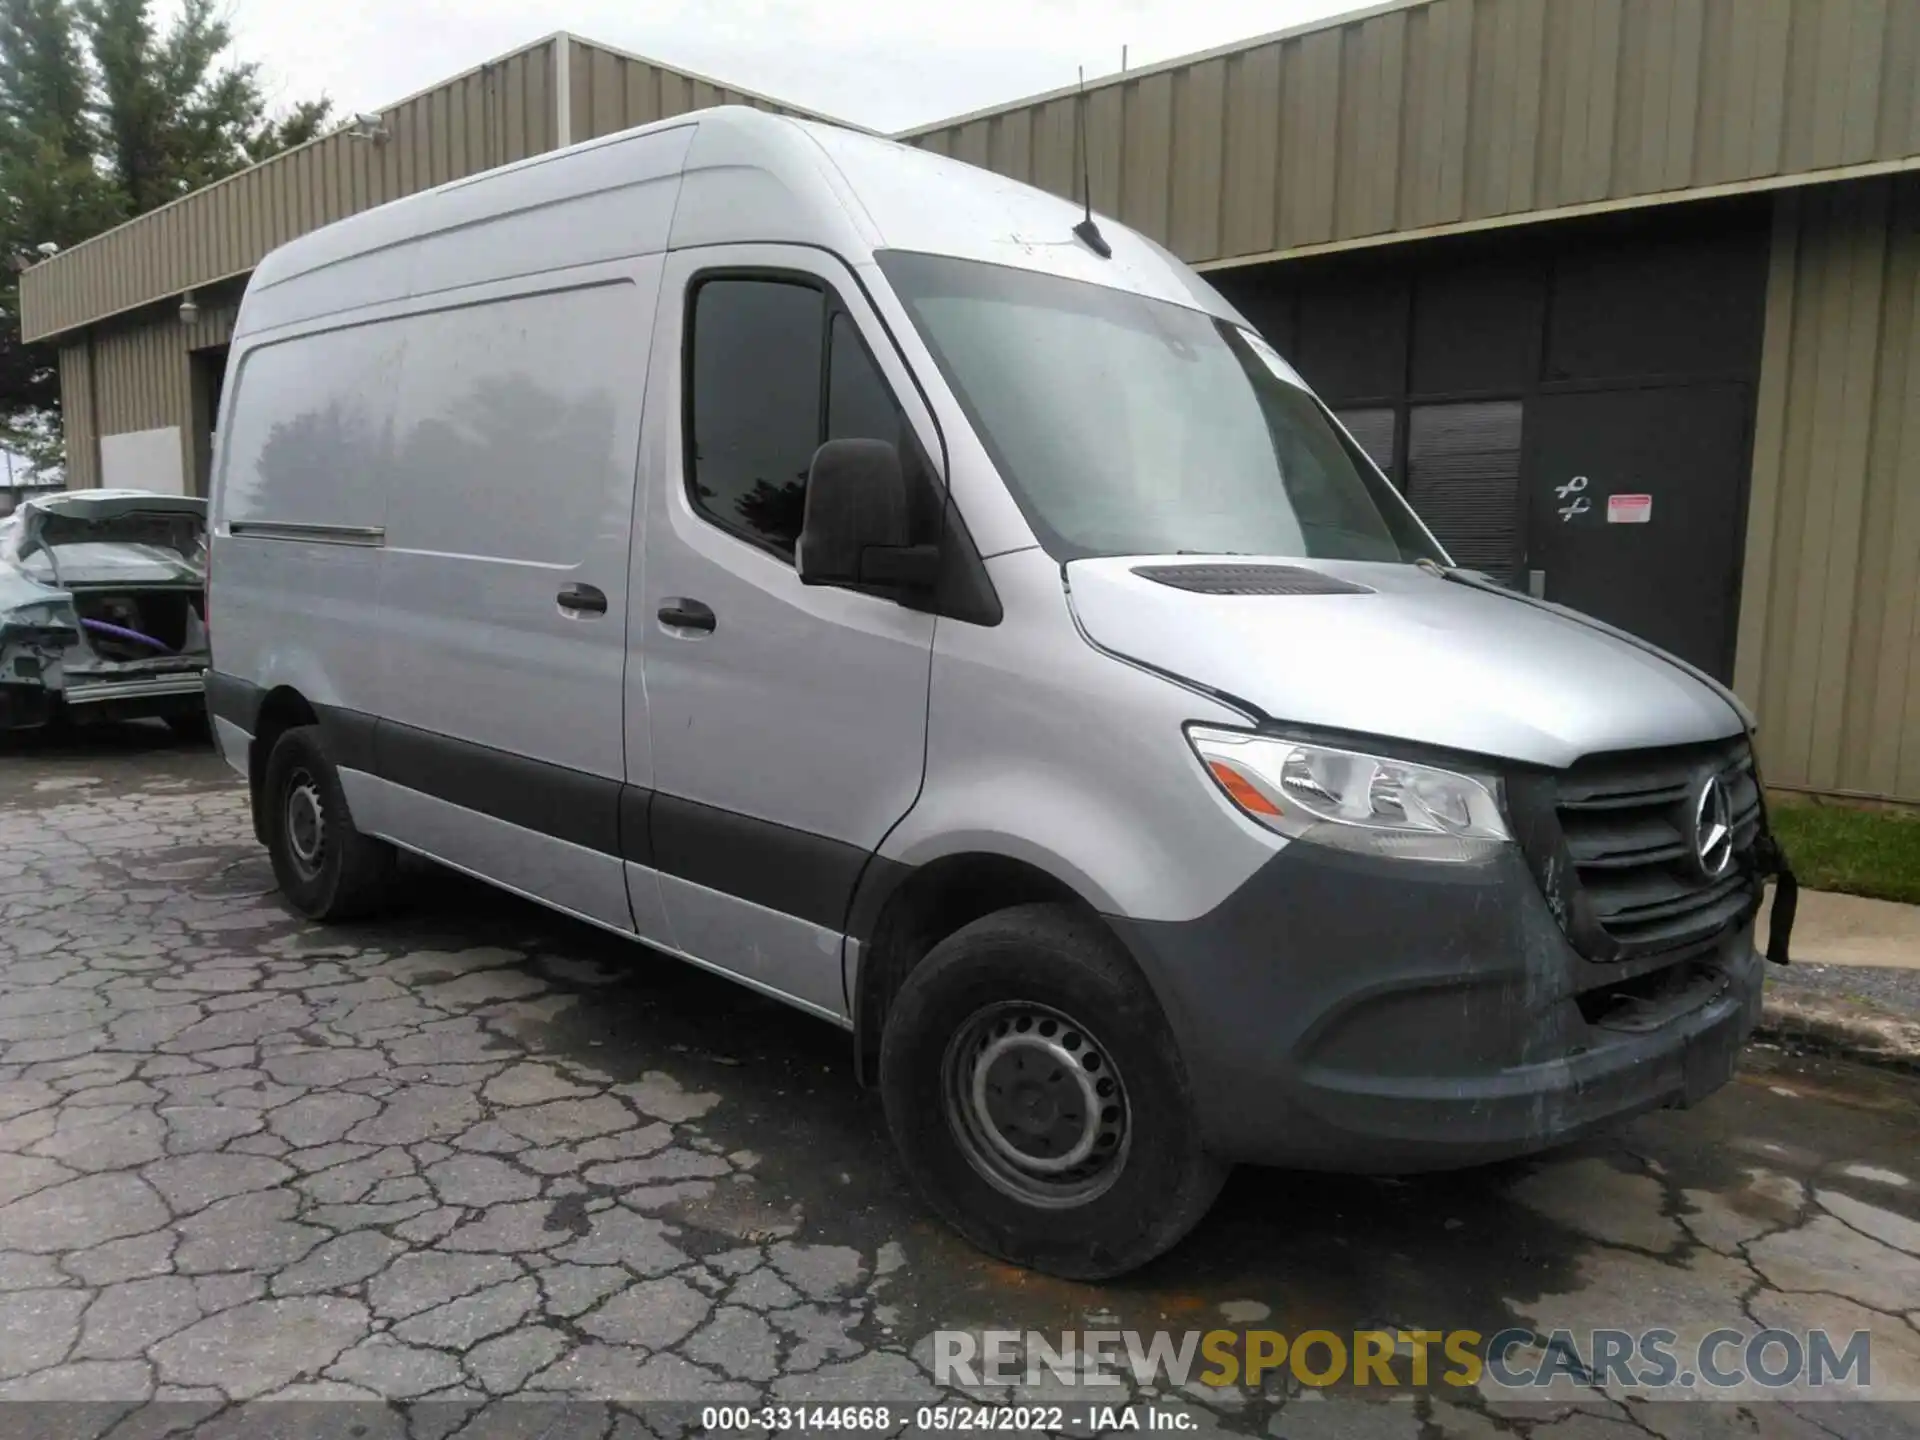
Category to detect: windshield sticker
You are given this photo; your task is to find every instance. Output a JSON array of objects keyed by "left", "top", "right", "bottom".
[{"left": 1238, "top": 330, "right": 1310, "bottom": 391}]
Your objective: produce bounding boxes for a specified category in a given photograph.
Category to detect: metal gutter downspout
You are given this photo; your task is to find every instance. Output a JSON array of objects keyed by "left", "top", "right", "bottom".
[{"left": 553, "top": 31, "right": 573, "bottom": 149}]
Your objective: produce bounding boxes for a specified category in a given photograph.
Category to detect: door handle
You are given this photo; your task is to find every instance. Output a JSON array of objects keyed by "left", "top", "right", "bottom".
[
  {"left": 558, "top": 583, "right": 608, "bottom": 615},
  {"left": 657, "top": 597, "right": 716, "bottom": 634}
]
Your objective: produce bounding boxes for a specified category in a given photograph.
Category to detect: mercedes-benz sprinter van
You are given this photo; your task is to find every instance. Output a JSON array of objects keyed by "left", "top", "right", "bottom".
[{"left": 205, "top": 107, "right": 1795, "bottom": 1279}]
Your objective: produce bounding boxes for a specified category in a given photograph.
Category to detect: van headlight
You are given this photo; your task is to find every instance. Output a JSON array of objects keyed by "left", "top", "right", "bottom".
[{"left": 1186, "top": 725, "right": 1511, "bottom": 863}]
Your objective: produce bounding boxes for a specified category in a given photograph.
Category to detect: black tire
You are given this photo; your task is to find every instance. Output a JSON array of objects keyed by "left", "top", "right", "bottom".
[
  {"left": 261, "top": 725, "right": 399, "bottom": 921},
  {"left": 879, "top": 903, "right": 1228, "bottom": 1280}
]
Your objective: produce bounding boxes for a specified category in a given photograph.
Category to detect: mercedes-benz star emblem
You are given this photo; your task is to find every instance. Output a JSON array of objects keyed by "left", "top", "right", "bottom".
[{"left": 1690, "top": 773, "right": 1735, "bottom": 880}]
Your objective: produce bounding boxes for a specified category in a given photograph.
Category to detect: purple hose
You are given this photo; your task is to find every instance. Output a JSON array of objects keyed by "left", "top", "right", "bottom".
[{"left": 81, "top": 617, "right": 173, "bottom": 653}]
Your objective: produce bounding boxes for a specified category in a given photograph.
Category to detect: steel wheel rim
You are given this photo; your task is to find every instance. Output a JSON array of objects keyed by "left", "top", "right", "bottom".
[
  {"left": 941, "top": 1001, "right": 1130, "bottom": 1209},
  {"left": 284, "top": 767, "right": 327, "bottom": 879}
]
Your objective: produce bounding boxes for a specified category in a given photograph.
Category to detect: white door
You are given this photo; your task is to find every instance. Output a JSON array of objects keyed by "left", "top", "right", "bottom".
[
  {"left": 369, "top": 271, "right": 659, "bottom": 930},
  {"left": 631, "top": 245, "right": 946, "bottom": 1019}
]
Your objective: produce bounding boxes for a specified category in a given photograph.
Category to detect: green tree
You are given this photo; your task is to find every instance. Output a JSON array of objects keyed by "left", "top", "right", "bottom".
[
  {"left": 0, "top": 0, "right": 331, "bottom": 472},
  {"left": 0, "top": 0, "right": 118, "bottom": 466}
]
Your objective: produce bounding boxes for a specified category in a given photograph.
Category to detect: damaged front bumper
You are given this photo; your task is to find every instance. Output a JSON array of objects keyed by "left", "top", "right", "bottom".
[
  {"left": 62, "top": 665, "right": 208, "bottom": 708},
  {"left": 1112, "top": 842, "right": 1766, "bottom": 1173},
  {"left": 0, "top": 605, "right": 77, "bottom": 728},
  {"left": 0, "top": 663, "right": 210, "bottom": 728},
  {"left": 2, "top": 610, "right": 208, "bottom": 729},
  {"left": 0, "top": 492, "right": 211, "bottom": 730}
]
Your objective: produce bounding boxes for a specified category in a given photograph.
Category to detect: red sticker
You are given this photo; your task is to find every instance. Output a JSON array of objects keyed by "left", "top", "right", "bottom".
[{"left": 1608, "top": 493, "right": 1652, "bottom": 524}]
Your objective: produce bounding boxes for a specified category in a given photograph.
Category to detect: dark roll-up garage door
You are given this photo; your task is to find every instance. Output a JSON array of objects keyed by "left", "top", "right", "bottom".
[
  {"left": 1524, "top": 384, "right": 1751, "bottom": 677},
  {"left": 1213, "top": 196, "right": 1768, "bottom": 680},
  {"left": 1405, "top": 401, "right": 1523, "bottom": 577},
  {"left": 1335, "top": 408, "right": 1396, "bottom": 476}
]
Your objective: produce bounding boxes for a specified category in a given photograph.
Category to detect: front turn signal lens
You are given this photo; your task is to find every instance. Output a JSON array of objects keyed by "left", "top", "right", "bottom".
[{"left": 1206, "top": 759, "right": 1282, "bottom": 817}]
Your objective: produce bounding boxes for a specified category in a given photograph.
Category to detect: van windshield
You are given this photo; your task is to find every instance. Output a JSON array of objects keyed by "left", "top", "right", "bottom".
[{"left": 876, "top": 250, "right": 1445, "bottom": 566}]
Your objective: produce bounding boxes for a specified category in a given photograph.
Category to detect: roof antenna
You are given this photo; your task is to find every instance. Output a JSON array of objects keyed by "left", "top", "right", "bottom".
[{"left": 1072, "top": 66, "right": 1112, "bottom": 259}]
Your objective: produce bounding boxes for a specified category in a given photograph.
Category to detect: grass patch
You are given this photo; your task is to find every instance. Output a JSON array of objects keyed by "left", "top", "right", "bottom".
[{"left": 1769, "top": 801, "right": 1920, "bottom": 905}]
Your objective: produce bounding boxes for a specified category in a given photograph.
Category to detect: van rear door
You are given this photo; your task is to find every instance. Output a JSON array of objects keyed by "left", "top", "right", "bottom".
[{"left": 632, "top": 245, "right": 940, "bottom": 1020}]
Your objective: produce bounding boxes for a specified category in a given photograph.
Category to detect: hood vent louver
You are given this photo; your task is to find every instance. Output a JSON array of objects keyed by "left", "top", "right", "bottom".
[{"left": 1131, "top": 564, "right": 1373, "bottom": 597}]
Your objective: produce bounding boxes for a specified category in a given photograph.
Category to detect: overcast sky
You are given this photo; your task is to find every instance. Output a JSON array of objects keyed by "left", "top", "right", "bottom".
[{"left": 213, "top": 0, "right": 1359, "bottom": 136}]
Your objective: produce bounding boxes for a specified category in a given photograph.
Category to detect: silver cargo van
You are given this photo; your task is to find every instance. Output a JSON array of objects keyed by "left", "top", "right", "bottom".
[{"left": 206, "top": 107, "right": 1795, "bottom": 1278}]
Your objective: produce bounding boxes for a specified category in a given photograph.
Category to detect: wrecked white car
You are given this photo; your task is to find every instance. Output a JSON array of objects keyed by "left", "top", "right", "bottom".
[{"left": 0, "top": 490, "right": 209, "bottom": 735}]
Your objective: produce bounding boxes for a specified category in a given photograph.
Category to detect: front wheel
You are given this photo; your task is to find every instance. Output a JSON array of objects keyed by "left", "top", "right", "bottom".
[
  {"left": 261, "top": 725, "right": 399, "bottom": 921},
  {"left": 878, "top": 903, "right": 1227, "bottom": 1279}
]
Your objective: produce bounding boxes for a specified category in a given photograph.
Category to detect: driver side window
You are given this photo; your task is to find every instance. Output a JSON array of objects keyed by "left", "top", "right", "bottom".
[{"left": 686, "top": 274, "right": 933, "bottom": 559}]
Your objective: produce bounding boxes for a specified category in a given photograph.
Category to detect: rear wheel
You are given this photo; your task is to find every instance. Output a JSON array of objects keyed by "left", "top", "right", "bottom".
[
  {"left": 262, "top": 725, "right": 398, "bottom": 921},
  {"left": 879, "top": 902, "right": 1227, "bottom": 1279}
]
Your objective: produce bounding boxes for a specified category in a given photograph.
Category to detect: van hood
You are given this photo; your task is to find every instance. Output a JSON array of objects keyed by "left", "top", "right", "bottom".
[{"left": 1064, "top": 557, "right": 1746, "bottom": 769}]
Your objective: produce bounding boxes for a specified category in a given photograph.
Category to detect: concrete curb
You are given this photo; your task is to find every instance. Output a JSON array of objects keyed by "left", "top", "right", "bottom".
[{"left": 1756, "top": 990, "right": 1920, "bottom": 1072}]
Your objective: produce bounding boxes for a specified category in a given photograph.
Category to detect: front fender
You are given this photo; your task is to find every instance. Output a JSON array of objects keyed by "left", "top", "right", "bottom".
[
  {"left": 876, "top": 769, "right": 1265, "bottom": 923},
  {"left": 892, "top": 547, "right": 1281, "bottom": 926}
]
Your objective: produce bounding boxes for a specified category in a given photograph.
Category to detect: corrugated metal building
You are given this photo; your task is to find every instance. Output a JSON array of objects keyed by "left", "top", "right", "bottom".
[
  {"left": 17, "top": 2, "right": 1920, "bottom": 804},
  {"left": 22, "top": 34, "right": 844, "bottom": 497}
]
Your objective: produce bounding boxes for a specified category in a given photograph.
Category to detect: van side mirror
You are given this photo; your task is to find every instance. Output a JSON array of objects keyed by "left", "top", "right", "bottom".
[{"left": 797, "top": 438, "right": 940, "bottom": 591}]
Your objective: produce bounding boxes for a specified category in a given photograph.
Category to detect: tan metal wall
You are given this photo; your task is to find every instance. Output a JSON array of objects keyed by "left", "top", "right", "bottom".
[
  {"left": 1736, "top": 173, "right": 1920, "bottom": 805},
  {"left": 19, "top": 37, "right": 561, "bottom": 343},
  {"left": 903, "top": 0, "right": 1920, "bottom": 268},
  {"left": 19, "top": 33, "right": 849, "bottom": 345},
  {"left": 58, "top": 300, "right": 239, "bottom": 491},
  {"left": 29, "top": 33, "right": 846, "bottom": 487},
  {"left": 566, "top": 37, "right": 840, "bottom": 143},
  {"left": 56, "top": 343, "right": 97, "bottom": 488}
]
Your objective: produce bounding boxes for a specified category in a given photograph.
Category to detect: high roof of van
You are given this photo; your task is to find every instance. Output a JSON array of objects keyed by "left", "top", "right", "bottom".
[{"left": 237, "top": 106, "right": 1239, "bottom": 340}]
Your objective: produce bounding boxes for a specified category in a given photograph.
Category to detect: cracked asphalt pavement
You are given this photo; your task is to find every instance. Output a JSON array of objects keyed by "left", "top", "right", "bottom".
[{"left": 1, "top": 727, "right": 1918, "bottom": 1439}]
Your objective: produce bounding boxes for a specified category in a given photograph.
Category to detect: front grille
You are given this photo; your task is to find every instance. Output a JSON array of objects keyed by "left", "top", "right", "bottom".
[{"left": 1552, "top": 738, "right": 1762, "bottom": 960}]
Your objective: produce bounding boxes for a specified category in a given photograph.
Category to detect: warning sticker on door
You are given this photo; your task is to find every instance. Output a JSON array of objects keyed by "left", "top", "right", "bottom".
[{"left": 1608, "top": 493, "right": 1653, "bottom": 524}]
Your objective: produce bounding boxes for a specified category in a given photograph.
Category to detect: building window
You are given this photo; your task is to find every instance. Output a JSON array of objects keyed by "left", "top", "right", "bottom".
[{"left": 1406, "top": 400, "right": 1523, "bottom": 578}]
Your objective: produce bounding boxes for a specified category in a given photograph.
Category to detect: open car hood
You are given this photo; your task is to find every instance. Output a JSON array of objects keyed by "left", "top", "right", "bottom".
[{"left": 1064, "top": 556, "right": 1746, "bottom": 770}]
